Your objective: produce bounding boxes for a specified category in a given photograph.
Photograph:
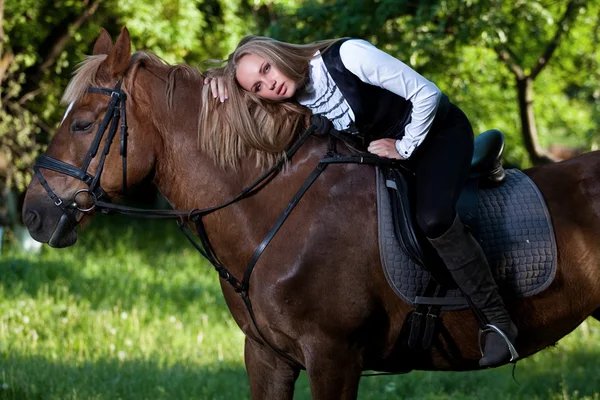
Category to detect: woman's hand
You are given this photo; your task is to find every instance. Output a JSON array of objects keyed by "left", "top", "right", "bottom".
[
  {"left": 367, "top": 139, "right": 405, "bottom": 160},
  {"left": 203, "top": 76, "right": 228, "bottom": 102}
]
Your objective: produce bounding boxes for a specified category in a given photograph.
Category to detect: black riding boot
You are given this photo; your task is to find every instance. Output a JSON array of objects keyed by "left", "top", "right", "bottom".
[{"left": 428, "top": 215, "right": 518, "bottom": 367}]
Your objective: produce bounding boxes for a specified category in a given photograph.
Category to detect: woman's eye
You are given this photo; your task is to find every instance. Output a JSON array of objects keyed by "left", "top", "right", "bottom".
[
  {"left": 265, "top": 63, "right": 271, "bottom": 72},
  {"left": 256, "top": 83, "right": 261, "bottom": 92},
  {"left": 71, "top": 121, "right": 93, "bottom": 132}
]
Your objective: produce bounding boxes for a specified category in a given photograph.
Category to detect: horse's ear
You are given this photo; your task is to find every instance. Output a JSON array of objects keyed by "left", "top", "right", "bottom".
[
  {"left": 93, "top": 28, "right": 113, "bottom": 55},
  {"left": 98, "top": 27, "right": 131, "bottom": 81}
]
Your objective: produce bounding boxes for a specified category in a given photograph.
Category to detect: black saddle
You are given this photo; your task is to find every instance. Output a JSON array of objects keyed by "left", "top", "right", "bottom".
[{"left": 383, "top": 129, "right": 505, "bottom": 286}]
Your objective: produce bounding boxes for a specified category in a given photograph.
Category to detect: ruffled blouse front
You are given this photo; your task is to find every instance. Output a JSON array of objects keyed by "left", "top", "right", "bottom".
[{"left": 295, "top": 53, "right": 356, "bottom": 133}]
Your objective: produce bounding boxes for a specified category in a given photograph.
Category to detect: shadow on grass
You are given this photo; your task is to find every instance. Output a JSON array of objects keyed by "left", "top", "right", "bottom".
[
  {"left": 0, "top": 214, "right": 235, "bottom": 314},
  {"left": 0, "top": 353, "right": 249, "bottom": 400},
  {"left": 76, "top": 214, "right": 196, "bottom": 260},
  {"left": 357, "top": 346, "right": 600, "bottom": 399}
]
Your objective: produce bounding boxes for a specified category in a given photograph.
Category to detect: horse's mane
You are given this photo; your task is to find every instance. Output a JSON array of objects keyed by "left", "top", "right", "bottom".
[
  {"left": 61, "top": 51, "right": 308, "bottom": 171},
  {"left": 61, "top": 51, "right": 201, "bottom": 107}
]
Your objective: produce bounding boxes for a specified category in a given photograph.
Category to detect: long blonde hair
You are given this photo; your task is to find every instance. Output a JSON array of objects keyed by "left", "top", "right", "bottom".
[{"left": 200, "top": 36, "right": 341, "bottom": 170}]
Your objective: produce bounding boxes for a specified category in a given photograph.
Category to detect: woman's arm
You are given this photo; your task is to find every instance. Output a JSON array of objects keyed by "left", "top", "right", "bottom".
[{"left": 339, "top": 39, "right": 442, "bottom": 159}]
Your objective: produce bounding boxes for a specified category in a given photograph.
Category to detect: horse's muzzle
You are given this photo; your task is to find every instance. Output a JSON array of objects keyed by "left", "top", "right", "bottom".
[
  {"left": 22, "top": 198, "right": 78, "bottom": 248},
  {"left": 48, "top": 213, "right": 77, "bottom": 248}
]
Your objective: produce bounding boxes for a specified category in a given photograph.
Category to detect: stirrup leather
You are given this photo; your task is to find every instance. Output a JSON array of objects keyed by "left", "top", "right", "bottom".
[{"left": 478, "top": 324, "right": 519, "bottom": 362}]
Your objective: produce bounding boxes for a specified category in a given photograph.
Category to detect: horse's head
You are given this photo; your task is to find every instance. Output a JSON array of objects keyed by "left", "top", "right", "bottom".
[{"left": 22, "top": 28, "right": 158, "bottom": 247}]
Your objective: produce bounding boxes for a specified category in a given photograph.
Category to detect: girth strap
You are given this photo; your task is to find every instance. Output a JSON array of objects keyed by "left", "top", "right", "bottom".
[{"left": 408, "top": 277, "right": 438, "bottom": 349}]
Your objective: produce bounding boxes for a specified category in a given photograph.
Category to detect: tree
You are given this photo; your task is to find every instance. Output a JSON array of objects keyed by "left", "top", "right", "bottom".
[{"left": 492, "top": 0, "right": 588, "bottom": 164}]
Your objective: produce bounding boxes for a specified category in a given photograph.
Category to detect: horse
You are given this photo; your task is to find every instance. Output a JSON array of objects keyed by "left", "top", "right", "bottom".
[{"left": 22, "top": 27, "right": 600, "bottom": 399}]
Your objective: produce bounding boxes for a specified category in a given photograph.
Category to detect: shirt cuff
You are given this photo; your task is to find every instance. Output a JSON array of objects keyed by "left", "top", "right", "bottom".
[{"left": 395, "top": 139, "right": 417, "bottom": 159}]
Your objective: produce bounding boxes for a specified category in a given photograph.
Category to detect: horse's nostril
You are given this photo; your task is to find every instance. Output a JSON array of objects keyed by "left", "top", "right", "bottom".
[{"left": 24, "top": 210, "right": 42, "bottom": 232}]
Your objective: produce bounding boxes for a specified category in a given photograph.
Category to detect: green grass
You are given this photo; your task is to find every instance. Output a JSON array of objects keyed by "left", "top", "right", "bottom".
[{"left": 1, "top": 217, "right": 599, "bottom": 399}]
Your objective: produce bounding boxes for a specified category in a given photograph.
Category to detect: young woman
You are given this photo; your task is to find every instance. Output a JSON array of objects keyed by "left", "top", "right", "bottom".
[{"left": 203, "top": 36, "right": 517, "bottom": 367}]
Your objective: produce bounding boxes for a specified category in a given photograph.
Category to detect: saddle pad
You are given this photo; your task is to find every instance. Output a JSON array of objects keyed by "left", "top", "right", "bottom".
[{"left": 377, "top": 168, "right": 557, "bottom": 311}]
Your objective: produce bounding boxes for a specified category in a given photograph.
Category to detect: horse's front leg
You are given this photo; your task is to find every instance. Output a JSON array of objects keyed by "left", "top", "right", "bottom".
[
  {"left": 244, "top": 337, "right": 300, "bottom": 400},
  {"left": 305, "top": 342, "right": 363, "bottom": 400}
]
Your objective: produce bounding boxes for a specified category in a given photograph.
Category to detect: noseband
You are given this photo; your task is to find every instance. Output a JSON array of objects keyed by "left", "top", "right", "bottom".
[{"left": 34, "top": 80, "right": 128, "bottom": 217}]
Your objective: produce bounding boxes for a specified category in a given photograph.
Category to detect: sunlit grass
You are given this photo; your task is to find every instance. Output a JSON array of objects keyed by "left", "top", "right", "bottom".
[{"left": 1, "top": 217, "right": 599, "bottom": 399}]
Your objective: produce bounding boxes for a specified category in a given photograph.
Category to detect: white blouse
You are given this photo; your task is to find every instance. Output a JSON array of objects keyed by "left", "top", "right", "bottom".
[{"left": 295, "top": 39, "right": 442, "bottom": 159}]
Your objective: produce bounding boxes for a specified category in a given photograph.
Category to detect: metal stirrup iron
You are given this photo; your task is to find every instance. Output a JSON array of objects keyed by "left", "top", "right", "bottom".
[{"left": 478, "top": 324, "right": 519, "bottom": 362}]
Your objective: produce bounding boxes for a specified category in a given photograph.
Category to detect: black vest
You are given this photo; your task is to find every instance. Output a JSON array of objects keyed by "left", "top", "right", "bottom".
[{"left": 321, "top": 39, "right": 449, "bottom": 142}]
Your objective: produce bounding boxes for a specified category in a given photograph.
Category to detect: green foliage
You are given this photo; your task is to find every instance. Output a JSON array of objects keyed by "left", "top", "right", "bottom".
[
  {"left": 117, "top": 0, "right": 248, "bottom": 63},
  {"left": 266, "top": 0, "right": 600, "bottom": 167},
  {"left": 0, "top": 218, "right": 599, "bottom": 399},
  {"left": 0, "top": 0, "right": 257, "bottom": 193}
]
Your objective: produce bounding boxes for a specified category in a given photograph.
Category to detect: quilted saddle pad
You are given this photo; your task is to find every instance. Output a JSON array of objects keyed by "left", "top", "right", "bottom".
[{"left": 377, "top": 168, "right": 557, "bottom": 311}]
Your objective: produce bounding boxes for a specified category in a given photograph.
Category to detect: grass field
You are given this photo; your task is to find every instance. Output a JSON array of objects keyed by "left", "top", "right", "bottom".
[{"left": 1, "top": 216, "right": 599, "bottom": 399}]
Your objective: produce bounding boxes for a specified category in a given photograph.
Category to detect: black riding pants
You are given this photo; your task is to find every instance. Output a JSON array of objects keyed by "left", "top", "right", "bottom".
[{"left": 405, "top": 103, "right": 474, "bottom": 239}]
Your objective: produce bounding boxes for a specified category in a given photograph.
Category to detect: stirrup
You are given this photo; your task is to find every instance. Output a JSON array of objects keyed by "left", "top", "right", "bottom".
[{"left": 478, "top": 324, "right": 519, "bottom": 362}]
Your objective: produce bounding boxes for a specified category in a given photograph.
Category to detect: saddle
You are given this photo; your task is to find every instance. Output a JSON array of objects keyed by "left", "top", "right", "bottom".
[
  {"left": 377, "top": 129, "right": 556, "bottom": 352},
  {"left": 383, "top": 129, "right": 506, "bottom": 287}
]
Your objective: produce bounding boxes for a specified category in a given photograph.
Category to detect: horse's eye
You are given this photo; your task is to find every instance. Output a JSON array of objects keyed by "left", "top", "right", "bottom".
[{"left": 71, "top": 120, "right": 94, "bottom": 132}]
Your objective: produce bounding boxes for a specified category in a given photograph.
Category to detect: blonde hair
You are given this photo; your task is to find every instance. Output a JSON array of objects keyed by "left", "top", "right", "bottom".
[{"left": 200, "top": 36, "right": 341, "bottom": 170}]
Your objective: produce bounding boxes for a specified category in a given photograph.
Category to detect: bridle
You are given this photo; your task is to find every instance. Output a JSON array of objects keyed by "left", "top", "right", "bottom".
[{"left": 34, "top": 80, "right": 129, "bottom": 217}]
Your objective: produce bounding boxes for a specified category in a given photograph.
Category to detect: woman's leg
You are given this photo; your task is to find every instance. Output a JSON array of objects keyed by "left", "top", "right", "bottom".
[
  {"left": 412, "top": 105, "right": 518, "bottom": 367},
  {"left": 412, "top": 104, "right": 472, "bottom": 238}
]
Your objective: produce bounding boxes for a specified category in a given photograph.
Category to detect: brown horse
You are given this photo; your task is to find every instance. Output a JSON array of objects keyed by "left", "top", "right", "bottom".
[{"left": 22, "top": 28, "right": 600, "bottom": 399}]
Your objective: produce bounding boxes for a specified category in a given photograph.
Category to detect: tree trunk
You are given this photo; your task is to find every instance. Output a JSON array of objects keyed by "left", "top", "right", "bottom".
[
  {"left": 516, "top": 77, "right": 560, "bottom": 165},
  {"left": 0, "top": 0, "right": 4, "bottom": 57}
]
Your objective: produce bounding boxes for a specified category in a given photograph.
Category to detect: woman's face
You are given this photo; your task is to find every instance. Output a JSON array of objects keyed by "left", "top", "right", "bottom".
[{"left": 235, "top": 53, "right": 297, "bottom": 101}]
